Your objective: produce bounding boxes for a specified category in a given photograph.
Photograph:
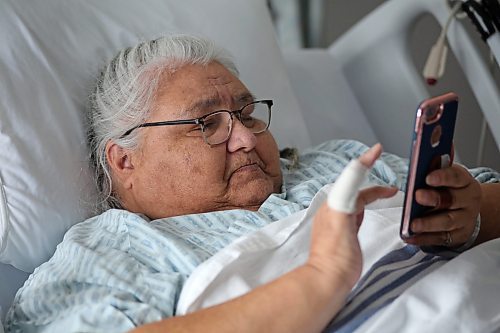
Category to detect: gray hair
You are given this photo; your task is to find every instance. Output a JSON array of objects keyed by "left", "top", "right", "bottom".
[{"left": 88, "top": 35, "right": 239, "bottom": 212}]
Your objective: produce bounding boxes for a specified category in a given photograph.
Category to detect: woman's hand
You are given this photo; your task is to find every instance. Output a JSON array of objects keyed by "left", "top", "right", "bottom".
[
  {"left": 307, "top": 144, "right": 398, "bottom": 290},
  {"left": 405, "top": 164, "right": 482, "bottom": 247}
]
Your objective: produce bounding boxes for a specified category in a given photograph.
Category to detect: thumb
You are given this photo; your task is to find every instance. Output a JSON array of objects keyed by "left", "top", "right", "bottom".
[
  {"left": 358, "top": 143, "right": 383, "bottom": 168},
  {"left": 327, "top": 144, "right": 383, "bottom": 214}
]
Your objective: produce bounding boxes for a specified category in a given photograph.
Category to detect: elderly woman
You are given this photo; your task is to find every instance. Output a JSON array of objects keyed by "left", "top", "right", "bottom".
[{"left": 6, "top": 35, "right": 500, "bottom": 333}]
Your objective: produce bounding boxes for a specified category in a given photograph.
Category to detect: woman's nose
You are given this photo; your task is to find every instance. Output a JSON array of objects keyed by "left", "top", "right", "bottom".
[{"left": 226, "top": 118, "right": 257, "bottom": 153}]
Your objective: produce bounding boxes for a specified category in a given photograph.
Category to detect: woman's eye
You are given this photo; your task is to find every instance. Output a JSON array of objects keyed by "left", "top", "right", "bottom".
[
  {"left": 203, "top": 121, "right": 217, "bottom": 129},
  {"left": 186, "top": 126, "right": 203, "bottom": 136}
]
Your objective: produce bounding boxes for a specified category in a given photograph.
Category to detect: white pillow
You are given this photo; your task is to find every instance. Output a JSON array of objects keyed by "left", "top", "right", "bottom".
[{"left": 0, "top": 0, "right": 311, "bottom": 272}]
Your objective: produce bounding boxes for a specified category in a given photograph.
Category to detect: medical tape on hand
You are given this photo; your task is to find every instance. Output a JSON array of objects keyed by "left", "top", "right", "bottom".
[{"left": 327, "top": 159, "right": 369, "bottom": 214}]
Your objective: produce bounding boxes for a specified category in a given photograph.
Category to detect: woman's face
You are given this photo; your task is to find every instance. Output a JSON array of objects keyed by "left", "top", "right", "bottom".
[{"left": 112, "top": 62, "right": 282, "bottom": 219}]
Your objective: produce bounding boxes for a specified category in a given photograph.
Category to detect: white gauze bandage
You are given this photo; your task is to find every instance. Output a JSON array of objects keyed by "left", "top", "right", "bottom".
[{"left": 327, "top": 159, "right": 370, "bottom": 213}]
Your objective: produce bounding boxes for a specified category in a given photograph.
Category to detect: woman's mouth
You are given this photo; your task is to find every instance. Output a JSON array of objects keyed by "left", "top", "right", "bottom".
[{"left": 234, "top": 163, "right": 261, "bottom": 173}]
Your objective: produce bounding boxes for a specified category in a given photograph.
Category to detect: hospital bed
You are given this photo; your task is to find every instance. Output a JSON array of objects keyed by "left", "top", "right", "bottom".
[{"left": 0, "top": 0, "right": 499, "bottom": 330}]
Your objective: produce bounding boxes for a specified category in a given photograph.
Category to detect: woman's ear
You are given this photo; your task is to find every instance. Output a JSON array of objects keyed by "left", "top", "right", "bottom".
[{"left": 106, "top": 141, "right": 135, "bottom": 189}]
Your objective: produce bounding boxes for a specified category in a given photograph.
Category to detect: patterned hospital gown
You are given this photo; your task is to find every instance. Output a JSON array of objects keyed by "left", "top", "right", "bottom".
[{"left": 5, "top": 140, "right": 499, "bottom": 333}]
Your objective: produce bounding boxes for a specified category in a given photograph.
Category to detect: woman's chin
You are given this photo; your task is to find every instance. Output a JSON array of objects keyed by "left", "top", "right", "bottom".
[{"left": 229, "top": 178, "right": 275, "bottom": 208}]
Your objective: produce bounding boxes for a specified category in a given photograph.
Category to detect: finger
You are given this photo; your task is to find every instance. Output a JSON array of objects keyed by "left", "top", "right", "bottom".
[
  {"left": 355, "top": 210, "right": 365, "bottom": 229},
  {"left": 410, "top": 209, "right": 464, "bottom": 233},
  {"left": 405, "top": 231, "right": 459, "bottom": 247},
  {"left": 426, "top": 164, "right": 472, "bottom": 188},
  {"left": 415, "top": 185, "right": 479, "bottom": 210},
  {"left": 356, "top": 186, "right": 398, "bottom": 210},
  {"left": 358, "top": 143, "right": 382, "bottom": 168},
  {"left": 415, "top": 188, "right": 453, "bottom": 210},
  {"left": 327, "top": 160, "right": 369, "bottom": 213},
  {"left": 327, "top": 143, "right": 384, "bottom": 214}
]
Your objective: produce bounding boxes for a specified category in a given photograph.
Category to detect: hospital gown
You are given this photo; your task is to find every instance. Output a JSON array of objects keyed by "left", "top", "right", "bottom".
[{"left": 5, "top": 140, "right": 499, "bottom": 333}]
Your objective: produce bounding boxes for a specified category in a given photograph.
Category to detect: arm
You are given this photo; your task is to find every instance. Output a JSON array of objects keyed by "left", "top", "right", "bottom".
[
  {"left": 131, "top": 263, "right": 350, "bottom": 333},
  {"left": 132, "top": 145, "right": 397, "bottom": 333}
]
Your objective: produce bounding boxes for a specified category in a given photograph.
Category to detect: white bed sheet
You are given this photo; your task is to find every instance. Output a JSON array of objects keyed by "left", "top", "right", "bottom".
[
  {"left": 358, "top": 240, "right": 500, "bottom": 333},
  {"left": 177, "top": 184, "right": 500, "bottom": 332}
]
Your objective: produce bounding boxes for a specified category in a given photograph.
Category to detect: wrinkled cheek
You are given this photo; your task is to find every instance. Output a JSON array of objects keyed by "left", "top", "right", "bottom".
[
  {"left": 259, "top": 135, "right": 281, "bottom": 171},
  {"left": 183, "top": 150, "right": 228, "bottom": 188},
  {"left": 188, "top": 163, "right": 204, "bottom": 177},
  {"left": 274, "top": 173, "right": 283, "bottom": 192},
  {"left": 181, "top": 150, "right": 207, "bottom": 175},
  {"left": 265, "top": 155, "right": 283, "bottom": 185}
]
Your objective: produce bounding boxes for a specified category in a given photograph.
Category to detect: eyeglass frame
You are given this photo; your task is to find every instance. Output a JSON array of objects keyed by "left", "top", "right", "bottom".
[{"left": 120, "top": 99, "right": 273, "bottom": 145}]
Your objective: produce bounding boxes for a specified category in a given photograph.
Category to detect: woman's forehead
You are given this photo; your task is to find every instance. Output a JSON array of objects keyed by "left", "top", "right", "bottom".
[
  {"left": 181, "top": 91, "right": 255, "bottom": 115},
  {"left": 162, "top": 62, "right": 241, "bottom": 91},
  {"left": 154, "top": 64, "right": 253, "bottom": 117}
]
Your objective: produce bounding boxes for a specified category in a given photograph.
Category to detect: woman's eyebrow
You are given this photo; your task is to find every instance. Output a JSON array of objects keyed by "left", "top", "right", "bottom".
[
  {"left": 238, "top": 92, "right": 256, "bottom": 104},
  {"left": 182, "top": 97, "right": 221, "bottom": 116},
  {"left": 182, "top": 92, "right": 255, "bottom": 116}
]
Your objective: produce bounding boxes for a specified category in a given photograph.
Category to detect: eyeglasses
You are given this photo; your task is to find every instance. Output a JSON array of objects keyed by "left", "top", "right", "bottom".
[{"left": 121, "top": 99, "right": 273, "bottom": 145}]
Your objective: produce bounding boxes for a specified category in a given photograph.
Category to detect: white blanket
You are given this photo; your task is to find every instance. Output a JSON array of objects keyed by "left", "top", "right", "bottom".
[{"left": 177, "top": 185, "right": 500, "bottom": 332}]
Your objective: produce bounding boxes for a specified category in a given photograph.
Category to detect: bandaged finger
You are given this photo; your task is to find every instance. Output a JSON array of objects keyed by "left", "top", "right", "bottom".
[{"left": 327, "top": 159, "right": 369, "bottom": 214}]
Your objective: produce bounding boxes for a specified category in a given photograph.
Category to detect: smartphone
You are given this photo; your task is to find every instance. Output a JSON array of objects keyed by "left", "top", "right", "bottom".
[{"left": 400, "top": 92, "right": 458, "bottom": 239}]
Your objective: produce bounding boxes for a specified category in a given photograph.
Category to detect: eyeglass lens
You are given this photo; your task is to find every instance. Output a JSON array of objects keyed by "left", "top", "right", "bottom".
[{"left": 202, "top": 102, "right": 270, "bottom": 145}]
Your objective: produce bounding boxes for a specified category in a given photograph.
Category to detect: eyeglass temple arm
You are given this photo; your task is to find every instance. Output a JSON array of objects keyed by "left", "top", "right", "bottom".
[{"left": 121, "top": 119, "right": 200, "bottom": 138}]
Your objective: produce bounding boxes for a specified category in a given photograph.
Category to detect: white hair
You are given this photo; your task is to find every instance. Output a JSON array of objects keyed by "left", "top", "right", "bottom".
[{"left": 88, "top": 35, "right": 239, "bottom": 212}]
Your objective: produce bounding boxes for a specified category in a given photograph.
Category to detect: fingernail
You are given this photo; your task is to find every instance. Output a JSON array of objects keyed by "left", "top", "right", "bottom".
[
  {"left": 426, "top": 174, "right": 438, "bottom": 185},
  {"left": 418, "top": 192, "right": 436, "bottom": 206}
]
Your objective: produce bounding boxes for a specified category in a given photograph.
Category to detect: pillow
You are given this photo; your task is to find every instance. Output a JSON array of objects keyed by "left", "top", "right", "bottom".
[{"left": 0, "top": 0, "right": 311, "bottom": 272}]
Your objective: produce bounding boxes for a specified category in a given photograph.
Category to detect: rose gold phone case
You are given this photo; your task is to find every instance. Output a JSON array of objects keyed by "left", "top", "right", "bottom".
[{"left": 400, "top": 92, "right": 458, "bottom": 239}]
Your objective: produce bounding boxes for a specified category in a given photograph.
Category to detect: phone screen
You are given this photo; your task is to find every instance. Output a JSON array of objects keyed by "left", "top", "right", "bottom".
[{"left": 400, "top": 93, "right": 458, "bottom": 239}]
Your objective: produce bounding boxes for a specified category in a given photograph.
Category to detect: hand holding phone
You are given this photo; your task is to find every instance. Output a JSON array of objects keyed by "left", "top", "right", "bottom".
[{"left": 400, "top": 92, "right": 458, "bottom": 239}]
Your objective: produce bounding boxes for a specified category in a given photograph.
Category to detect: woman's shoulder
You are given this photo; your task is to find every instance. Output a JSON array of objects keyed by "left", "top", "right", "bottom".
[
  {"left": 60, "top": 209, "right": 149, "bottom": 247},
  {"left": 293, "top": 139, "right": 369, "bottom": 169},
  {"left": 304, "top": 139, "right": 368, "bottom": 156}
]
